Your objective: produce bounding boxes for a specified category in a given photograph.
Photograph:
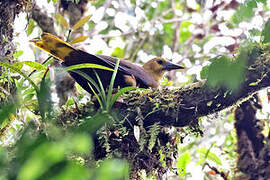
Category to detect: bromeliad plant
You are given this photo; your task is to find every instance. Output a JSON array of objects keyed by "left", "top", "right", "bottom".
[{"left": 66, "top": 59, "right": 137, "bottom": 112}]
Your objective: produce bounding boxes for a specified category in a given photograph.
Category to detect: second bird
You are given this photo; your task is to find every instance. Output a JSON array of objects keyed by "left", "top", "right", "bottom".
[{"left": 31, "top": 33, "right": 184, "bottom": 94}]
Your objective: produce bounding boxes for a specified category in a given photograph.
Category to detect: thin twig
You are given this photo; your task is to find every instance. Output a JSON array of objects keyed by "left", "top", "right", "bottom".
[
  {"left": 127, "top": 32, "right": 149, "bottom": 62},
  {"left": 28, "top": 56, "right": 52, "bottom": 77}
]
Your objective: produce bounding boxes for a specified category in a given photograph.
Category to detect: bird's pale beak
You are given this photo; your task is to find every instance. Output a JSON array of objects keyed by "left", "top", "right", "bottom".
[
  {"left": 29, "top": 39, "right": 43, "bottom": 47},
  {"left": 162, "top": 62, "right": 184, "bottom": 71}
]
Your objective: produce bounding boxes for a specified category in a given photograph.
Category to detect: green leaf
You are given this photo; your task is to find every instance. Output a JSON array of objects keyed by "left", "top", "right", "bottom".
[
  {"left": 94, "top": 159, "right": 129, "bottom": 180},
  {"left": 179, "top": 21, "right": 192, "bottom": 43},
  {"left": 24, "top": 93, "right": 35, "bottom": 102},
  {"left": 147, "top": 123, "right": 160, "bottom": 152},
  {"left": 72, "top": 15, "right": 91, "bottom": 30},
  {"left": 232, "top": 3, "right": 254, "bottom": 24},
  {"left": 56, "top": 13, "right": 69, "bottom": 29},
  {"left": 16, "top": 61, "right": 47, "bottom": 71},
  {"left": 106, "top": 59, "right": 120, "bottom": 111},
  {"left": 23, "top": 87, "right": 36, "bottom": 96},
  {"left": 23, "top": 61, "right": 47, "bottom": 71},
  {"left": 205, "top": 52, "right": 247, "bottom": 92},
  {"left": 206, "top": 56, "right": 231, "bottom": 86},
  {"left": 70, "top": 70, "right": 103, "bottom": 108},
  {"left": 109, "top": 86, "right": 137, "bottom": 110},
  {"left": 146, "top": 7, "right": 155, "bottom": 20},
  {"left": 159, "top": 150, "right": 166, "bottom": 167},
  {"left": 70, "top": 36, "right": 88, "bottom": 45},
  {"left": 96, "top": 50, "right": 103, "bottom": 55},
  {"left": 0, "top": 102, "right": 16, "bottom": 128},
  {"left": 161, "top": 23, "right": 174, "bottom": 45},
  {"left": 69, "top": 60, "right": 133, "bottom": 111},
  {"left": 65, "top": 63, "right": 114, "bottom": 110},
  {"left": 111, "top": 47, "right": 125, "bottom": 58},
  {"left": 92, "top": 0, "right": 106, "bottom": 6},
  {"left": 13, "top": 62, "right": 24, "bottom": 71},
  {"left": 0, "top": 62, "right": 39, "bottom": 92},
  {"left": 94, "top": 70, "right": 107, "bottom": 107},
  {"left": 27, "top": 18, "right": 35, "bottom": 36},
  {"left": 65, "top": 98, "right": 75, "bottom": 106},
  {"left": 65, "top": 63, "right": 113, "bottom": 72},
  {"left": 13, "top": 50, "right": 24, "bottom": 59},
  {"left": 18, "top": 133, "right": 92, "bottom": 180},
  {"left": 66, "top": 133, "right": 92, "bottom": 153},
  {"left": 200, "top": 65, "right": 209, "bottom": 79},
  {"left": 48, "top": 0, "right": 58, "bottom": 3},
  {"left": 37, "top": 77, "right": 52, "bottom": 120},
  {"left": 262, "top": 19, "right": 270, "bottom": 43},
  {"left": 231, "top": 0, "right": 266, "bottom": 24},
  {"left": 77, "top": 111, "right": 112, "bottom": 132},
  {"left": 51, "top": 162, "right": 90, "bottom": 180},
  {"left": 177, "top": 151, "right": 191, "bottom": 177},
  {"left": 249, "top": 28, "right": 261, "bottom": 37},
  {"left": 198, "top": 147, "right": 222, "bottom": 165}
]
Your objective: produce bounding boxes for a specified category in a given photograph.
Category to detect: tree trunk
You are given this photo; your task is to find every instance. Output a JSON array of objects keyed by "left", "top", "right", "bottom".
[{"left": 0, "top": 0, "right": 24, "bottom": 102}]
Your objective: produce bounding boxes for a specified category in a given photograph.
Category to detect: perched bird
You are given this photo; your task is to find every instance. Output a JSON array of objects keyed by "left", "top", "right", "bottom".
[{"left": 31, "top": 33, "right": 184, "bottom": 94}]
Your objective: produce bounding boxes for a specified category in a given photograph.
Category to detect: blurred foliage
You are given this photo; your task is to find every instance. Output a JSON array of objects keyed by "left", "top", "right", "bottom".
[
  {"left": 197, "top": 146, "right": 222, "bottom": 165},
  {"left": 1, "top": 0, "right": 270, "bottom": 179},
  {"left": 177, "top": 151, "right": 191, "bottom": 178},
  {"left": 262, "top": 18, "right": 270, "bottom": 43},
  {"left": 201, "top": 55, "right": 245, "bottom": 92},
  {"left": 231, "top": 0, "right": 266, "bottom": 25},
  {"left": 0, "top": 102, "right": 16, "bottom": 128},
  {"left": 0, "top": 121, "right": 129, "bottom": 180},
  {"left": 200, "top": 40, "right": 256, "bottom": 92},
  {"left": 0, "top": 73, "right": 129, "bottom": 180},
  {"left": 0, "top": 44, "right": 129, "bottom": 180}
]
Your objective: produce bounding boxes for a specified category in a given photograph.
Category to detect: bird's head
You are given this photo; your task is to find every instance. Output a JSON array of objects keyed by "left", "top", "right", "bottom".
[{"left": 143, "top": 57, "right": 184, "bottom": 82}]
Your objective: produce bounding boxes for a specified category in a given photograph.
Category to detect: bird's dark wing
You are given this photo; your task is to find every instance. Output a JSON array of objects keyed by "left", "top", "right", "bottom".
[
  {"left": 62, "top": 50, "right": 157, "bottom": 94},
  {"left": 96, "top": 54, "right": 158, "bottom": 88}
]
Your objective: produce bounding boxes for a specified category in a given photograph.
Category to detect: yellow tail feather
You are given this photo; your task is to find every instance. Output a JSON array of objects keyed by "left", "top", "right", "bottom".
[{"left": 31, "top": 33, "right": 76, "bottom": 61}]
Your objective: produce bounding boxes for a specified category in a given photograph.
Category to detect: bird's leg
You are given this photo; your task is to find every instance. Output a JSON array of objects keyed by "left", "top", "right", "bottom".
[
  {"left": 123, "top": 75, "right": 137, "bottom": 87},
  {"left": 109, "top": 75, "right": 137, "bottom": 104}
]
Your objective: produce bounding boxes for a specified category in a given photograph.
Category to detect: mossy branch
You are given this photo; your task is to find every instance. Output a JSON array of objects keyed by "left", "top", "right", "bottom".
[
  {"left": 31, "top": 4, "right": 56, "bottom": 35},
  {"left": 115, "top": 45, "right": 270, "bottom": 128}
]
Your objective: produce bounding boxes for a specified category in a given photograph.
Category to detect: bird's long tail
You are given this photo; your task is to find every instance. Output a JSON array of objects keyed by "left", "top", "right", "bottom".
[{"left": 30, "top": 33, "right": 76, "bottom": 61}]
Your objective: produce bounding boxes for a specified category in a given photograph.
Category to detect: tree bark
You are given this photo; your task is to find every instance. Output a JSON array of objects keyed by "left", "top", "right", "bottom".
[
  {"left": 0, "top": 0, "right": 24, "bottom": 100},
  {"left": 234, "top": 94, "right": 268, "bottom": 180},
  {"left": 0, "top": 0, "right": 21, "bottom": 63},
  {"left": 0, "top": 0, "right": 24, "bottom": 138}
]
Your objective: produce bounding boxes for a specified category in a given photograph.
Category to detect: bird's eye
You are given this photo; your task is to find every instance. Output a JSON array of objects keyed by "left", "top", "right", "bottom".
[{"left": 156, "top": 60, "right": 163, "bottom": 65}]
